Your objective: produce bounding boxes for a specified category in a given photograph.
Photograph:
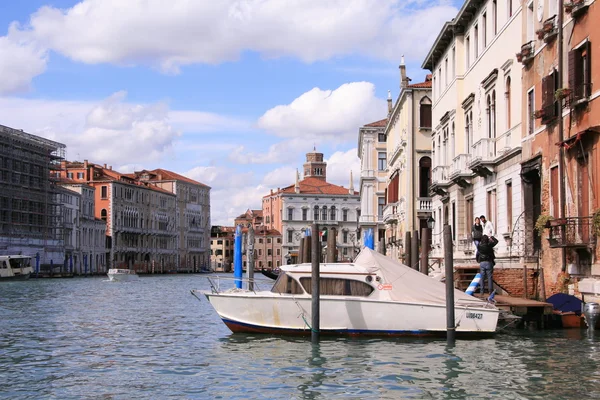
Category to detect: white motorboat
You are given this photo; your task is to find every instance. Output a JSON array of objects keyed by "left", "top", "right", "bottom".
[
  {"left": 195, "top": 248, "right": 499, "bottom": 337},
  {"left": 0, "top": 255, "right": 33, "bottom": 281},
  {"left": 107, "top": 268, "right": 139, "bottom": 282}
]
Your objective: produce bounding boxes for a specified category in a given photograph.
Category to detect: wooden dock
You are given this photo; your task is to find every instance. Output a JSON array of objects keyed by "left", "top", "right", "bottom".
[{"left": 475, "top": 293, "right": 554, "bottom": 329}]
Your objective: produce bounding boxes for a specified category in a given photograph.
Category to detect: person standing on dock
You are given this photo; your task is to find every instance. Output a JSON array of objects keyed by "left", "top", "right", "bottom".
[
  {"left": 471, "top": 217, "right": 483, "bottom": 256},
  {"left": 480, "top": 215, "right": 494, "bottom": 238},
  {"left": 477, "top": 235, "right": 498, "bottom": 294}
]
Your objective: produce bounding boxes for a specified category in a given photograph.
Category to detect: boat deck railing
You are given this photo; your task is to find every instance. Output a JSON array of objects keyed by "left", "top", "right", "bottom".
[{"left": 206, "top": 275, "right": 273, "bottom": 294}]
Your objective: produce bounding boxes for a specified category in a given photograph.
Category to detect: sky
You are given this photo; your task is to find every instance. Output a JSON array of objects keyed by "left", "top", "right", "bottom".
[{"left": 0, "top": 0, "right": 461, "bottom": 226}]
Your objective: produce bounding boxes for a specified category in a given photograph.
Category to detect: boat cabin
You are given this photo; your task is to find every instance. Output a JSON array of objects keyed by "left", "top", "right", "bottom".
[
  {"left": 271, "top": 269, "right": 377, "bottom": 297},
  {"left": 0, "top": 255, "right": 32, "bottom": 270}
]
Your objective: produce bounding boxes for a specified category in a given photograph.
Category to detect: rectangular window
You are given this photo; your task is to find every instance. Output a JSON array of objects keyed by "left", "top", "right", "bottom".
[
  {"left": 541, "top": 70, "right": 557, "bottom": 124},
  {"left": 77, "top": 172, "right": 84, "bottom": 179},
  {"left": 277, "top": 249, "right": 280, "bottom": 256},
  {"left": 343, "top": 231, "right": 348, "bottom": 243},
  {"left": 378, "top": 152, "right": 387, "bottom": 171},
  {"left": 342, "top": 209, "right": 348, "bottom": 222},
  {"left": 527, "top": 88, "right": 535, "bottom": 135},
  {"left": 287, "top": 208, "right": 293, "bottom": 220},
  {"left": 486, "top": 189, "right": 497, "bottom": 230},
  {"left": 452, "top": 47, "right": 456, "bottom": 77},
  {"left": 378, "top": 132, "right": 386, "bottom": 142},
  {"left": 482, "top": 13, "right": 487, "bottom": 48},
  {"left": 267, "top": 249, "right": 272, "bottom": 256},
  {"left": 474, "top": 24, "right": 479, "bottom": 59},
  {"left": 506, "top": 182, "right": 513, "bottom": 233},
  {"left": 569, "top": 42, "right": 592, "bottom": 101},
  {"left": 378, "top": 197, "right": 385, "bottom": 217},
  {"left": 101, "top": 186, "right": 107, "bottom": 199},
  {"left": 466, "top": 197, "right": 474, "bottom": 237},
  {"left": 550, "top": 167, "right": 559, "bottom": 217},
  {"left": 420, "top": 104, "right": 432, "bottom": 128},
  {"left": 493, "top": 0, "right": 497, "bottom": 35},
  {"left": 444, "top": 58, "right": 448, "bottom": 87},
  {"left": 466, "top": 36, "right": 471, "bottom": 68},
  {"left": 302, "top": 208, "right": 308, "bottom": 221},
  {"left": 287, "top": 230, "right": 293, "bottom": 243},
  {"left": 67, "top": 172, "right": 73, "bottom": 179}
]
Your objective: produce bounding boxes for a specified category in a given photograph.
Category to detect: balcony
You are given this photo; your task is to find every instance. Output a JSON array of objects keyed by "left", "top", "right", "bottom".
[
  {"left": 430, "top": 165, "right": 450, "bottom": 196},
  {"left": 416, "top": 197, "right": 432, "bottom": 214},
  {"left": 516, "top": 41, "right": 535, "bottom": 66},
  {"left": 540, "top": 16, "right": 558, "bottom": 43},
  {"left": 469, "top": 138, "right": 496, "bottom": 176},
  {"left": 382, "top": 202, "right": 399, "bottom": 225},
  {"left": 450, "top": 154, "right": 473, "bottom": 187},
  {"left": 565, "top": 0, "right": 589, "bottom": 18},
  {"left": 547, "top": 216, "right": 596, "bottom": 248}
]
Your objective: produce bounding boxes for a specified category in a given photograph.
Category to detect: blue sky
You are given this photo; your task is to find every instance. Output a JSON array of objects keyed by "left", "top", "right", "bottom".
[{"left": 0, "top": 0, "right": 460, "bottom": 225}]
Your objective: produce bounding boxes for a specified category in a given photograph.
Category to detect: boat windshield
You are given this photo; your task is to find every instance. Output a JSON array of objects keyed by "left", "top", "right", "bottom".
[
  {"left": 299, "top": 277, "right": 374, "bottom": 297},
  {"left": 8, "top": 258, "right": 31, "bottom": 269},
  {"left": 270, "top": 272, "right": 304, "bottom": 295}
]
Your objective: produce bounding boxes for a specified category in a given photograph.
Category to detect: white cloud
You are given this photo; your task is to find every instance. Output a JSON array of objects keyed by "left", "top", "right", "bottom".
[
  {"left": 0, "top": 28, "right": 47, "bottom": 94},
  {"left": 13, "top": 0, "right": 457, "bottom": 73},
  {"left": 326, "top": 149, "right": 360, "bottom": 188},
  {"left": 258, "top": 82, "right": 385, "bottom": 142}
]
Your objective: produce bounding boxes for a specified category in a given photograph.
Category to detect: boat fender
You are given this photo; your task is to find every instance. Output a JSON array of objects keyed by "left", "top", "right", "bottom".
[{"left": 465, "top": 273, "right": 481, "bottom": 296}]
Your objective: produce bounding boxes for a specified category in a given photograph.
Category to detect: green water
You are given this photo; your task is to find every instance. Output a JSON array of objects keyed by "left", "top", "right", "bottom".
[{"left": 1, "top": 275, "right": 599, "bottom": 399}]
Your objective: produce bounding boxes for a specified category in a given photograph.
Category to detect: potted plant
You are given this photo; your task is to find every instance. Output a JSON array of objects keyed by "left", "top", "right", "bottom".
[
  {"left": 521, "top": 46, "right": 532, "bottom": 57},
  {"left": 533, "top": 109, "right": 546, "bottom": 119},
  {"left": 516, "top": 52, "right": 523, "bottom": 62},
  {"left": 535, "top": 214, "right": 554, "bottom": 237},
  {"left": 593, "top": 209, "right": 600, "bottom": 236},
  {"left": 543, "top": 20, "right": 555, "bottom": 32},
  {"left": 536, "top": 28, "right": 546, "bottom": 40},
  {"left": 555, "top": 88, "right": 572, "bottom": 101}
]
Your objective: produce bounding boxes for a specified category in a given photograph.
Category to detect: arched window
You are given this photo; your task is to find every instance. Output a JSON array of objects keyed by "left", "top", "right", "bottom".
[
  {"left": 330, "top": 206, "right": 336, "bottom": 221},
  {"left": 313, "top": 206, "right": 319, "bottom": 221},
  {"left": 321, "top": 206, "right": 327, "bottom": 221},
  {"left": 505, "top": 77, "right": 511, "bottom": 129},
  {"left": 101, "top": 209, "right": 107, "bottom": 222}
]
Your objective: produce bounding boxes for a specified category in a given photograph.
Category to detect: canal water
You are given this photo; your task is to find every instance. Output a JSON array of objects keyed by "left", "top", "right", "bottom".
[{"left": 1, "top": 275, "right": 600, "bottom": 399}]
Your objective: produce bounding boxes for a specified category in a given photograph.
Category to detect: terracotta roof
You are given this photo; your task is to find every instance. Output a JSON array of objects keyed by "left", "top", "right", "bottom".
[
  {"left": 364, "top": 118, "right": 388, "bottom": 127},
  {"left": 280, "top": 177, "right": 358, "bottom": 196},
  {"left": 408, "top": 74, "right": 432, "bottom": 89},
  {"left": 148, "top": 168, "right": 210, "bottom": 188}
]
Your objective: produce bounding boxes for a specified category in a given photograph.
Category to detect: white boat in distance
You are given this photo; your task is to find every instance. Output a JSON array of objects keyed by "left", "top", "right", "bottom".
[
  {"left": 0, "top": 255, "right": 34, "bottom": 281},
  {"left": 107, "top": 268, "right": 139, "bottom": 282},
  {"left": 196, "top": 248, "right": 499, "bottom": 337}
]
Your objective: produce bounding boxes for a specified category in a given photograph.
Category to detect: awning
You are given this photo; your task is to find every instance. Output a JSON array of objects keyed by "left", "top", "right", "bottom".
[{"left": 556, "top": 126, "right": 600, "bottom": 150}]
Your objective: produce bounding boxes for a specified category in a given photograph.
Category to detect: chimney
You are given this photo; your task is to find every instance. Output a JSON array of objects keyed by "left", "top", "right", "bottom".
[
  {"left": 109, "top": 166, "right": 112, "bottom": 170},
  {"left": 84, "top": 159, "right": 88, "bottom": 168},
  {"left": 400, "top": 55, "right": 408, "bottom": 89},
  {"left": 103, "top": 164, "right": 107, "bottom": 168},
  {"left": 294, "top": 169, "right": 300, "bottom": 194},
  {"left": 387, "top": 90, "right": 393, "bottom": 115}
]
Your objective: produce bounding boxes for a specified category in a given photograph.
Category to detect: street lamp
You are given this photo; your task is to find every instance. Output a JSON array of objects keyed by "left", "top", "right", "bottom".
[{"left": 427, "top": 215, "right": 435, "bottom": 230}]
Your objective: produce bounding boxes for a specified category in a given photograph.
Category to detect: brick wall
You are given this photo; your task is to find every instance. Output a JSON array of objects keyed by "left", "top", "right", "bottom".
[{"left": 495, "top": 267, "right": 539, "bottom": 298}]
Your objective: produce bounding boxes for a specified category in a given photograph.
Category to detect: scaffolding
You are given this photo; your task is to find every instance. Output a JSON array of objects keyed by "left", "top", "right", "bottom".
[{"left": 0, "top": 124, "right": 66, "bottom": 258}]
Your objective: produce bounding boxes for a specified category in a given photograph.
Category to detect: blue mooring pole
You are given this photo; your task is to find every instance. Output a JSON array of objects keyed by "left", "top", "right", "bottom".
[
  {"left": 364, "top": 228, "right": 374, "bottom": 250},
  {"left": 35, "top": 253, "right": 40, "bottom": 278},
  {"left": 234, "top": 225, "right": 243, "bottom": 289}
]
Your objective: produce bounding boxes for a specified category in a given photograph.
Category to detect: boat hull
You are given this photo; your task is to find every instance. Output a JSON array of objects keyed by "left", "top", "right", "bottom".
[
  {"left": 205, "top": 292, "right": 499, "bottom": 337},
  {"left": 0, "top": 272, "right": 31, "bottom": 281},
  {"left": 107, "top": 273, "right": 139, "bottom": 282}
]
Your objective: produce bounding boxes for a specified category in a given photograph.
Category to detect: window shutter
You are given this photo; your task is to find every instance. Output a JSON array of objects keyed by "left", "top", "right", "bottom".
[
  {"left": 584, "top": 41, "right": 592, "bottom": 97},
  {"left": 541, "top": 75, "right": 550, "bottom": 124},
  {"left": 568, "top": 49, "right": 578, "bottom": 98},
  {"left": 420, "top": 104, "right": 432, "bottom": 128}
]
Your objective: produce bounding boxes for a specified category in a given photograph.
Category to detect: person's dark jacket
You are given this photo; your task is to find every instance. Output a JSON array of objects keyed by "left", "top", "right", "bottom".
[
  {"left": 472, "top": 224, "right": 483, "bottom": 241},
  {"left": 477, "top": 237, "right": 498, "bottom": 262}
]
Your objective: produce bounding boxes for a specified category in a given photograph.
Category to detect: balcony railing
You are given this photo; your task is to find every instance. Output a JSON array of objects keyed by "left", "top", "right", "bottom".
[
  {"left": 471, "top": 138, "right": 496, "bottom": 163},
  {"left": 547, "top": 216, "right": 596, "bottom": 248},
  {"left": 432, "top": 165, "right": 449, "bottom": 184},
  {"left": 451, "top": 154, "right": 472, "bottom": 176},
  {"left": 417, "top": 197, "right": 432, "bottom": 212},
  {"left": 516, "top": 41, "right": 535, "bottom": 65},
  {"left": 383, "top": 202, "right": 399, "bottom": 224},
  {"left": 565, "top": 0, "right": 589, "bottom": 18}
]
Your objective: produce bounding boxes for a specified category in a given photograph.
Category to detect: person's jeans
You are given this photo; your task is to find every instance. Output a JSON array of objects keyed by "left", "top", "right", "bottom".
[
  {"left": 473, "top": 240, "right": 480, "bottom": 259},
  {"left": 479, "top": 261, "right": 493, "bottom": 293}
]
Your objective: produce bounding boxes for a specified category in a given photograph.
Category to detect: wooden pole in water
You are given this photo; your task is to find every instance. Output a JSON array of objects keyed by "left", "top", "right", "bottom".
[
  {"left": 311, "top": 223, "right": 320, "bottom": 342},
  {"left": 304, "top": 235, "right": 312, "bottom": 265},
  {"left": 247, "top": 226, "right": 255, "bottom": 291},
  {"left": 420, "top": 227, "right": 429, "bottom": 275},
  {"left": 411, "top": 230, "right": 419, "bottom": 271},
  {"left": 298, "top": 236, "right": 305, "bottom": 264},
  {"left": 444, "top": 224, "right": 456, "bottom": 345},
  {"left": 404, "top": 231, "right": 412, "bottom": 267},
  {"left": 523, "top": 265, "right": 528, "bottom": 300},
  {"left": 326, "top": 228, "right": 336, "bottom": 263},
  {"left": 379, "top": 238, "right": 386, "bottom": 255}
]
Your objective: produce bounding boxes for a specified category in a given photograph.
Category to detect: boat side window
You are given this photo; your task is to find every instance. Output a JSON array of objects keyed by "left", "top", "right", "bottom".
[
  {"left": 1, "top": 261, "right": 6, "bottom": 269},
  {"left": 299, "top": 277, "right": 374, "bottom": 297},
  {"left": 270, "top": 273, "right": 304, "bottom": 295}
]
